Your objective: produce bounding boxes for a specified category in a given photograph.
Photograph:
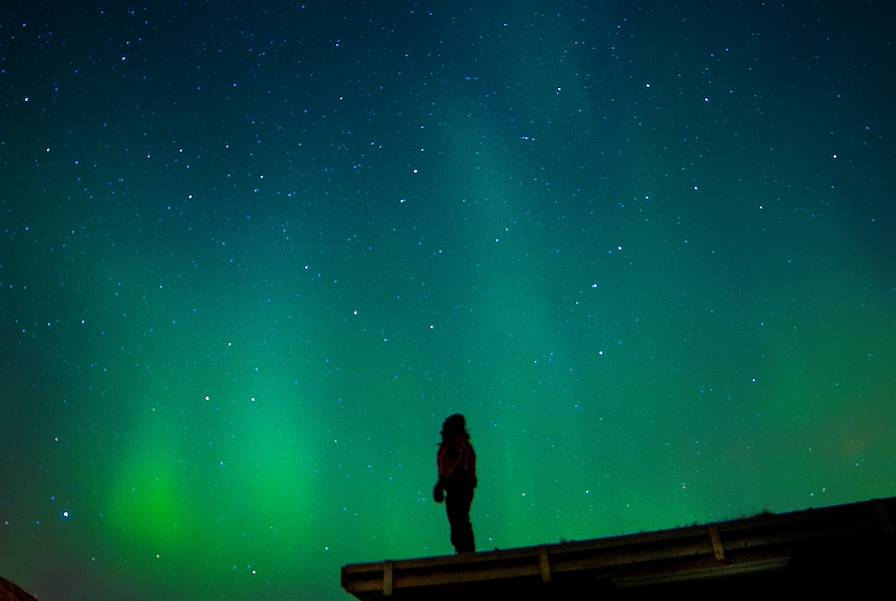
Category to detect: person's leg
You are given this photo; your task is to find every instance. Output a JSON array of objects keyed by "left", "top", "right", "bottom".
[
  {"left": 457, "top": 487, "right": 475, "bottom": 552},
  {"left": 446, "top": 487, "right": 475, "bottom": 553},
  {"left": 445, "top": 492, "right": 462, "bottom": 551}
]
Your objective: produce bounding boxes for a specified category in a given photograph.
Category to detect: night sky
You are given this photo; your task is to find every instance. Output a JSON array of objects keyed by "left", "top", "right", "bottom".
[{"left": 2, "top": 2, "right": 895, "bottom": 599}]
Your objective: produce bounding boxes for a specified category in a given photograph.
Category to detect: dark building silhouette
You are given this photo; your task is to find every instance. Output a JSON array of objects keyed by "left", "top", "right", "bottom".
[
  {"left": 342, "top": 496, "right": 895, "bottom": 599},
  {"left": 0, "top": 577, "right": 38, "bottom": 601}
]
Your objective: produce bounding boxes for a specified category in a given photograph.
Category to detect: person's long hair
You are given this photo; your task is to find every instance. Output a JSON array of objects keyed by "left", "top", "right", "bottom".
[{"left": 439, "top": 413, "right": 470, "bottom": 452}]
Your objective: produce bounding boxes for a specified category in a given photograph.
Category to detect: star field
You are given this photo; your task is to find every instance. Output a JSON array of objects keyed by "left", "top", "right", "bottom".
[{"left": 1, "top": 2, "right": 895, "bottom": 600}]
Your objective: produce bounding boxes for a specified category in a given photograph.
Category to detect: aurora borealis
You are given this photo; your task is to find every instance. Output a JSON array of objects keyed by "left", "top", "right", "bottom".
[{"left": 1, "top": 1, "right": 895, "bottom": 599}]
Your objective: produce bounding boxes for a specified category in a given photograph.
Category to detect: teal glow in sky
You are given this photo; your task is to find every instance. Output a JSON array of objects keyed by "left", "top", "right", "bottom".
[{"left": 1, "top": 2, "right": 895, "bottom": 599}]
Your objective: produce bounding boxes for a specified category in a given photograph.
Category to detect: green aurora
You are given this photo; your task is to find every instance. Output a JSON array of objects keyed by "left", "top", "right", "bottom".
[{"left": 1, "top": 2, "right": 894, "bottom": 599}]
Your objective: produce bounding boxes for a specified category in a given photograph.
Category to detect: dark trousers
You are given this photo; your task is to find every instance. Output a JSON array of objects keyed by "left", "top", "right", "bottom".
[{"left": 445, "top": 486, "right": 475, "bottom": 553}]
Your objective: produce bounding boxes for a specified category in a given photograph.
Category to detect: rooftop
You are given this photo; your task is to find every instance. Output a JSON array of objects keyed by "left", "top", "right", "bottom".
[{"left": 342, "top": 496, "right": 895, "bottom": 599}]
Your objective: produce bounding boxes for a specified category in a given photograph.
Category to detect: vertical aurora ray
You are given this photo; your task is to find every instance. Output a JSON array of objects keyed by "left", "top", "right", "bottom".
[{"left": 1, "top": 2, "right": 895, "bottom": 600}]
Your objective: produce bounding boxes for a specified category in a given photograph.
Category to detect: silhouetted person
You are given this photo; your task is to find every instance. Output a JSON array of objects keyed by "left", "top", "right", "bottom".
[{"left": 433, "top": 413, "right": 477, "bottom": 553}]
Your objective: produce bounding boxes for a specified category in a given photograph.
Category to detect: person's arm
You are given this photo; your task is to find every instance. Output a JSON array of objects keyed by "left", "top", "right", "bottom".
[{"left": 433, "top": 448, "right": 445, "bottom": 503}]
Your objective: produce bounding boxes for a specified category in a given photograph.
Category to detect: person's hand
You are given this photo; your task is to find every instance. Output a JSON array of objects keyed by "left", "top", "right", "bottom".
[{"left": 433, "top": 482, "right": 444, "bottom": 503}]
